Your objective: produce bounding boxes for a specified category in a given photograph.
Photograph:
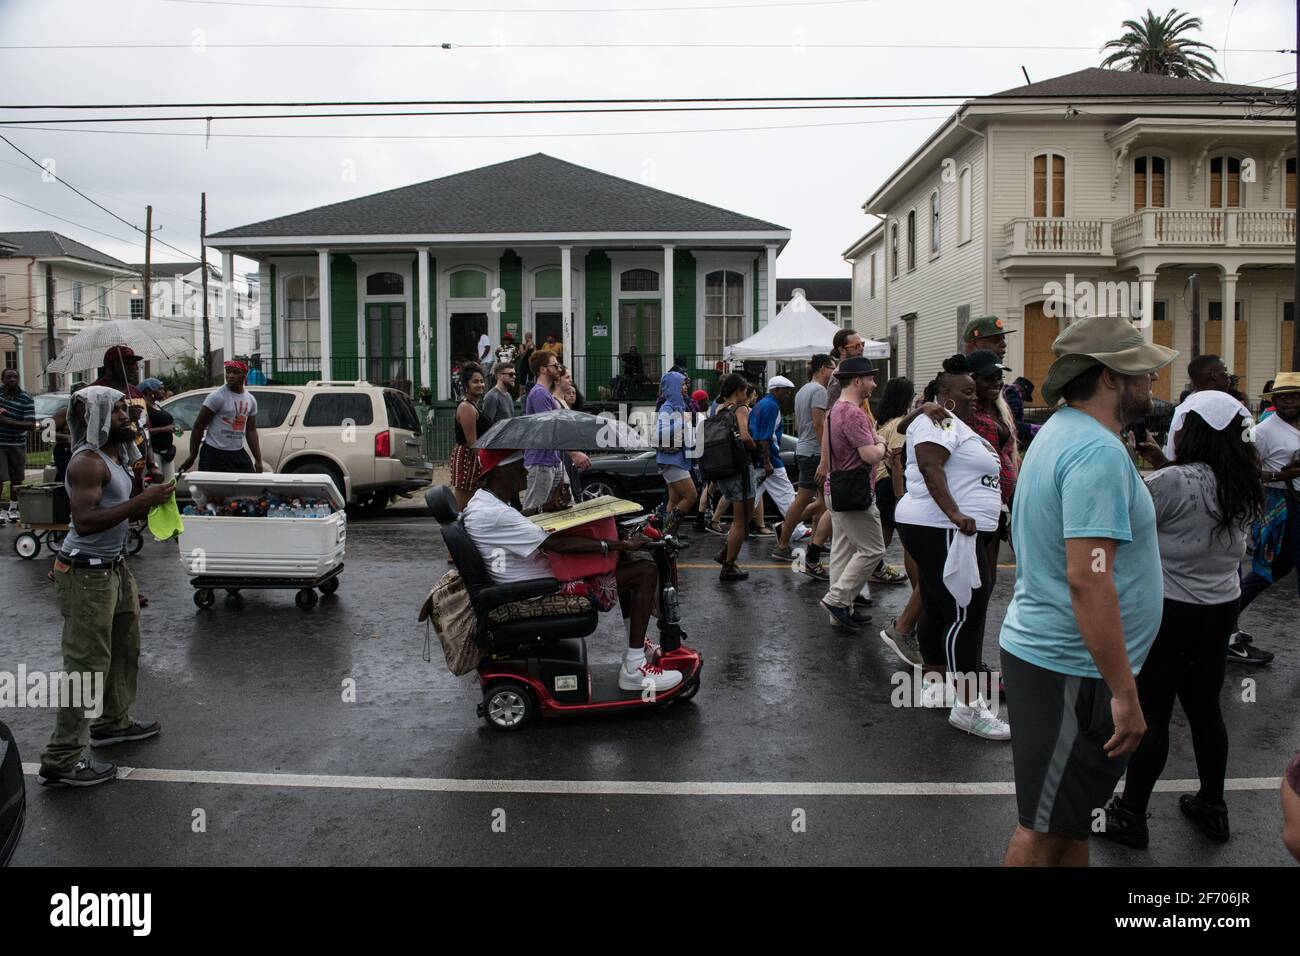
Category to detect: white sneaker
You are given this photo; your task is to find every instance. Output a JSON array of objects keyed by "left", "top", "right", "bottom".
[
  {"left": 948, "top": 697, "right": 1011, "bottom": 740},
  {"left": 792, "top": 522, "right": 811, "bottom": 542},
  {"left": 618, "top": 659, "right": 683, "bottom": 694}
]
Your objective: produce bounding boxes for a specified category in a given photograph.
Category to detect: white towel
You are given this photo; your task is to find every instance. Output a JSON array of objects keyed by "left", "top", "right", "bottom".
[{"left": 943, "top": 530, "right": 982, "bottom": 609}]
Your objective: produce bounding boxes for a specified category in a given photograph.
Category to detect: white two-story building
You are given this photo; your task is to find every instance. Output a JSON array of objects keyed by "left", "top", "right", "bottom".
[{"left": 845, "top": 68, "right": 1295, "bottom": 405}]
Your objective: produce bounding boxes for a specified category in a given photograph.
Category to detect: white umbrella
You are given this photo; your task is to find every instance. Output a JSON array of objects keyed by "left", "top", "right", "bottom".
[{"left": 44, "top": 319, "right": 196, "bottom": 374}]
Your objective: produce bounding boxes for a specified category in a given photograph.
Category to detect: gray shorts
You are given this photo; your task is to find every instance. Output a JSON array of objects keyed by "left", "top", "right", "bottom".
[
  {"left": 717, "top": 466, "right": 758, "bottom": 503},
  {"left": 0, "top": 444, "right": 25, "bottom": 487},
  {"left": 523, "top": 463, "right": 568, "bottom": 512},
  {"left": 659, "top": 464, "right": 691, "bottom": 485}
]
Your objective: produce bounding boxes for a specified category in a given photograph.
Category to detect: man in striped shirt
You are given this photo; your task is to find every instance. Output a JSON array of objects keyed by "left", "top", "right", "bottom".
[{"left": 0, "top": 368, "right": 37, "bottom": 507}]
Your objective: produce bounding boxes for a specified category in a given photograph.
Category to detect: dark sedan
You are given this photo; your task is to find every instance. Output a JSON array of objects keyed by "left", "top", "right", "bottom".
[{"left": 578, "top": 433, "right": 799, "bottom": 514}]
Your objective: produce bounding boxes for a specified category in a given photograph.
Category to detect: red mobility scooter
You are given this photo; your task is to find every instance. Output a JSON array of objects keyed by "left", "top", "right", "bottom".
[{"left": 428, "top": 486, "right": 702, "bottom": 731}]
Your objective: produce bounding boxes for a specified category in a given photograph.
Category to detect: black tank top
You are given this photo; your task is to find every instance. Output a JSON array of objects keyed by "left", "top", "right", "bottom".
[{"left": 454, "top": 400, "right": 485, "bottom": 446}]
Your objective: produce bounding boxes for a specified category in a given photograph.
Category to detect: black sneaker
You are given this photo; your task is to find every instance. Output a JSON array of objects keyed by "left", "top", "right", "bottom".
[
  {"left": 821, "top": 600, "right": 860, "bottom": 630},
  {"left": 853, "top": 594, "right": 874, "bottom": 609},
  {"left": 849, "top": 609, "right": 873, "bottom": 626},
  {"left": 90, "top": 720, "right": 162, "bottom": 748},
  {"left": 1226, "top": 631, "right": 1273, "bottom": 665},
  {"left": 770, "top": 545, "right": 795, "bottom": 561},
  {"left": 1099, "top": 795, "right": 1150, "bottom": 849},
  {"left": 1179, "top": 794, "right": 1230, "bottom": 843},
  {"left": 39, "top": 755, "right": 117, "bottom": 788}
]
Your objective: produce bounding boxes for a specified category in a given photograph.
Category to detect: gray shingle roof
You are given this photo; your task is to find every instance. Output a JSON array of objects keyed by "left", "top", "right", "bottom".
[
  {"left": 0, "top": 231, "right": 129, "bottom": 269},
  {"left": 777, "top": 278, "right": 850, "bottom": 302},
  {"left": 210, "top": 153, "right": 786, "bottom": 240},
  {"left": 991, "top": 67, "right": 1285, "bottom": 99}
]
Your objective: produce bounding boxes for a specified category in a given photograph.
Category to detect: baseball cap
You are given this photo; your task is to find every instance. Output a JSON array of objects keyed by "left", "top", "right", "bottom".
[
  {"left": 140, "top": 377, "right": 165, "bottom": 393},
  {"left": 477, "top": 448, "right": 523, "bottom": 476},
  {"left": 962, "top": 315, "right": 1013, "bottom": 342},
  {"left": 966, "top": 349, "right": 1011, "bottom": 379},
  {"left": 103, "top": 345, "right": 140, "bottom": 365}
]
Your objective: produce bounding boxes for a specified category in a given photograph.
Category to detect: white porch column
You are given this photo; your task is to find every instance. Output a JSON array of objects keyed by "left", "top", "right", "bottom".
[
  {"left": 662, "top": 244, "right": 674, "bottom": 375},
  {"left": 1221, "top": 271, "right": 1237, "bottom": 374},
  {"left": 417, "top": 247, "right": 431, "bottom": 394},
  {"left": 765, "top": 244, "right": 778, "bottom": 327},
  {"left": 560, "top": 244, "right": 573, "bottom": 369},
  {"left": 317, "top": 248, "right": 332, "bottom": 380},
  {"left": 221, "top": 250, "right": 235, "bottom": 361},
  {"left": 433, "top": 259, "right": 448, "bottom": 401},
  {"left": 1137, "top": 271, "right": 1158, "bottom": 343}
]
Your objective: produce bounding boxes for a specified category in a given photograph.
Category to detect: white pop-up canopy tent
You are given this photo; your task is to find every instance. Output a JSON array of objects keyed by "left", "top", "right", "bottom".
[{"left": 725, "top": 290, "right": 889, "bottom": 361}]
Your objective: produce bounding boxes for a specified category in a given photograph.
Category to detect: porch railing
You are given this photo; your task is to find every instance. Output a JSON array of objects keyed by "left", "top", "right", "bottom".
[
  {"left": 1112, "top": 208, "right": 1296, "bottom": 253},
  {"left": 1003, "top": 218, "right": 1113, "bottom": 256}
]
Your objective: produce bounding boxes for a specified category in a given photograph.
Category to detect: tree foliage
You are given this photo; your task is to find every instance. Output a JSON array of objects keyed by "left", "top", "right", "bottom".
[{"left": 1101, "top": 8, "right": 1220, "bottom": 80}]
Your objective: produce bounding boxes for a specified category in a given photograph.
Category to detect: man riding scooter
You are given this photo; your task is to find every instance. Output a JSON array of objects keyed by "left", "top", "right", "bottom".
[{"left": 461, "top": 448, "right": 683, "bottom": 694}]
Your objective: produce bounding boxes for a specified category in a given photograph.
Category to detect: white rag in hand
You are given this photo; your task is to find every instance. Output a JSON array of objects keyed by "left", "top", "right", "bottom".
[{"left": 943, "top": 530, "right": 982, "bottom": 608}]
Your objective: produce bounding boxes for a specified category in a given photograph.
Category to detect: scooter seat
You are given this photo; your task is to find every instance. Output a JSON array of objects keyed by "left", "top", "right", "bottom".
[{"left": 484, "top": 611, "right": 599, "bottom": 649}]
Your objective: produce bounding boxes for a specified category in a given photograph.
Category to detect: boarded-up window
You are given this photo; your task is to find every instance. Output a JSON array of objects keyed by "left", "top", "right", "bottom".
[
  {"left": 1209, "top": 155, "right": 1242, "bottom": 208},
  {"left": 1286, "top": 157, "right": 1296, "bottom": 210},
  {"left": 1134, "top": 155, "right": 1167, "bottom": 210},
  {"left": 906, "top": 210, "right": 916, "bottom": 270},
  {"left": 1033, "top": 153, "right": 1066, "bottom": 217}
]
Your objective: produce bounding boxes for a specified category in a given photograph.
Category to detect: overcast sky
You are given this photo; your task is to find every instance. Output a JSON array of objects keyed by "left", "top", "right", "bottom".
[{"left": 0, "top": 0, "right": 1294, "bottom": 279}]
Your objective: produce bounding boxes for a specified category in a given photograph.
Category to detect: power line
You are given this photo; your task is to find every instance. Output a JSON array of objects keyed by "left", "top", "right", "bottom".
[
  {"left": 0, "top": 133, "right": 201, "bottom": 261},
  {"left": 163, "top": 0, "right": 879, "bottom": 13},
  {"left": 1, "top": 40, "right": 1293, "bottom": 53},
  {"left": 0, "top": 155, "right": 201, "bottom": 223},
  {"left": 0, "top": 192, "right": 155, "bottom": 252}
]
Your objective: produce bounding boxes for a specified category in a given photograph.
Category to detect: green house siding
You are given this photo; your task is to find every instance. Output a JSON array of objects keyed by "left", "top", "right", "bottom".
[
  {"left": 498, "top": 250, "right": 521, "bottom": 349},
  {"left": 584, "top": 250, "right": 612, "bottom": 392},
  {"left": 329, "top": 254, "right": 357, "bottom": 379}
]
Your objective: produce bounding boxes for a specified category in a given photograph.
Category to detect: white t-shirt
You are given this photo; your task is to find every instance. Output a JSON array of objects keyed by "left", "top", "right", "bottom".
[
  {"left": 1255, "top": 413, "right": 1300, "bottom": 492},
  {"left": 460, "top": 488, "right": 552, "bottom": 584},
  {"left": 477, "top": 334, "right": 494, "bottom": 368},
  {"left": 201, "top": 385, "right": 258, "bottom": 451},
  {"left": 895, "top": 415, "right": 1002, "bottom": 531}
]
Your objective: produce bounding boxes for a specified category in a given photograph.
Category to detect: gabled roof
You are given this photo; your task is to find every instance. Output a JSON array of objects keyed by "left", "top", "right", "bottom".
[
  {"left": 210, "top": 153, "right": 786, "bottom": 241},
  {"left": 129, "top": 260, "right": 219, "bottom": 279},
  {"left": 990, "top": 67, "right": 1283, "bottom": 99},
  {"left": 0, "top": 231, "right": 129, "bottom": 269},
  {"left": 777, "top": 278, "right": 850, "bottom": 302}
]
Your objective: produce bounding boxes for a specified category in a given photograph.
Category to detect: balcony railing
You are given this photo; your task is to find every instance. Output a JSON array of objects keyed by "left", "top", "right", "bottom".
[
  {"left": 1112, "top": 208, "right": 1296, "bottom": 253},
  {"left": 1003, "top": 218, "right": 1113, "bottom": 256}
]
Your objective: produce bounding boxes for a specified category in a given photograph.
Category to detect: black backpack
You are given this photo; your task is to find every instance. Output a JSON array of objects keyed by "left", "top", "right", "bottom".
[
  {"left": 699, "top": 405, "right": 746, "bottom": 481},
  {"left": 0, "top": 720, "right": 24, "bottom": 866}
]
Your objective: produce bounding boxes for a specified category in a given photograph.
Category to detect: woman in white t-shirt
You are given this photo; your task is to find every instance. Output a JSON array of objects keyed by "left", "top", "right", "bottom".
[{"left": 895, "top": 354, "right": 1007, "bottom": 740}]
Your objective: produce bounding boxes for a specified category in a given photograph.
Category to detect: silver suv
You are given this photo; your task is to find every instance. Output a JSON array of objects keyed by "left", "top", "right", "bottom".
[{"left": 163, "top": 380, "right": 432, "bottom": 513}]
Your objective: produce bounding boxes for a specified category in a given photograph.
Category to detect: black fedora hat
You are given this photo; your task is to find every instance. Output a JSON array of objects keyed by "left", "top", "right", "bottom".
[{"left": 833, "top": 356, "right": 877, "bottom": 380}]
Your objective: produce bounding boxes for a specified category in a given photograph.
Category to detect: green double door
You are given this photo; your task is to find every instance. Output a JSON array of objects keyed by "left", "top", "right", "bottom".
[{"left": 366, "top": 302, "right": 408, "bottom": 389}]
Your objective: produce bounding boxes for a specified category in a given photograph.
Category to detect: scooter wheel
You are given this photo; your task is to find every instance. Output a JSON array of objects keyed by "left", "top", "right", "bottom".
[
  {"left": 295, "top": 588, "right": 318, "bottom": 610},
  {"left": 674, "top": 677, "right": 701, "bottom": 703},
  {"left": 483, "top": 682, "right": 535, "bottom": 731},
  {"left": 194, "top": 588, "right": 216, "bottom": 609},
  {"left": 13, "top": 533, "right": 39, "bottom": 560}
]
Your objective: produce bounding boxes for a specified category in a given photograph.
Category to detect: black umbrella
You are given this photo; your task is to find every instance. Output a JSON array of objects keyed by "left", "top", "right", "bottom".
[{"left": 475, "top": 408, "right": 648, "bottom": 452}]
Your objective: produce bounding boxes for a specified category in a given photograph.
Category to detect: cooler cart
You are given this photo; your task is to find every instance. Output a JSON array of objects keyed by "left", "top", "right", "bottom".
[
  {"left": 178, "top": 471, "right": 347, "bottom": 610},
  {"left": 10, "top": 483, "right": 143, "bottom": 560}
]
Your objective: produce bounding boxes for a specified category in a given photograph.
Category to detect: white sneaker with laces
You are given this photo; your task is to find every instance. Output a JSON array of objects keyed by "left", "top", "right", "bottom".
[
  {"left": 948, "top": 697, "right": 1011, "bottom": 740},
  {"left": 618, "top": 658, "right": 683, "bottom": 694},
  {"left": 920, "top": 676, "right": 955, "bottom": 708}
]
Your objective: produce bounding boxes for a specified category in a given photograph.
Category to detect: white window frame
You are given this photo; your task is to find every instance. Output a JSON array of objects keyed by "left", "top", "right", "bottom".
[
  {"left": 72, "top": 281, "right": 83, "bottom": 318},
  {"left": 353, "top": 256, "right": 414, "bottom": 378},
  {"left": 958, "top": 164, "right": 973, "bottom": 245},
  {"left": 525, "top": 262, "right": 580, "bottom": 346},
  {"left": 129, "top": 297, "right": 144, "bottom": 320},
  {"left": 929, "top": 189, "right": 941, "bottom": 258},
  {"left": 890, "top": 223, "right": 899, "bottom": 278},
  {"left": 277, "top": 264, "right": 322, "bottom": 362},
  {"left": 1026, "top": 149, "right": 1072, "bottom": 219},
  {"left": 439, "top": 259, "right": 498, "bottom": 367},
  {"left": 1132, "top": 150, "right": 1173, "bottom": 210},
  {"left": 691, "top": 252, "right": 753, "bottom": 362}
]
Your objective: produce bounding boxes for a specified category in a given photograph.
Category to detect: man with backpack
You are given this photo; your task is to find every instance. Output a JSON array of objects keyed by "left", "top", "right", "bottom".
[{"left": 701, "top": 373, "right": 760, "bottom": 581}]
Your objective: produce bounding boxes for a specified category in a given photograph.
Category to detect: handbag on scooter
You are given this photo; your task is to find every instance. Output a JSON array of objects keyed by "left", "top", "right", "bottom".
[{"left": 419, "top": 570, "right": 483, "bottom": 676}]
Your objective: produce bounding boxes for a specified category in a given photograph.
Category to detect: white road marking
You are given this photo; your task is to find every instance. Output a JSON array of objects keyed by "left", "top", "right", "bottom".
[{"left": 21, "top": 764, "right": 1281, "bottom": 797}]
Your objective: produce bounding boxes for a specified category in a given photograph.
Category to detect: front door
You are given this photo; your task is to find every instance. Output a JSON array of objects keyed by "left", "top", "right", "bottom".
[
  {"left": 449, "top": 312, "right": 488, "bottom": 397},
  {"left": 618, "top": 300, "right": 661, "bottom": 386},
  {"left": 366, "top": 302, "right": 409, "bottom": 392},
  {"left": 1023, "top": 302, "right": 1059, "bottom": 407}
]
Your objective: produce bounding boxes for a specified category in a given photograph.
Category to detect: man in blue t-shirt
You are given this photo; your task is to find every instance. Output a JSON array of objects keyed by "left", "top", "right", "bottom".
[
  {"left": 750, "top": 377, "right": 796, "bottom": 533},
  {"left": 0, "top": 368, "right": 38, "bottom": 508},
  {"left": 999, "top": 315, "right": 1175, "bottom": 868}
]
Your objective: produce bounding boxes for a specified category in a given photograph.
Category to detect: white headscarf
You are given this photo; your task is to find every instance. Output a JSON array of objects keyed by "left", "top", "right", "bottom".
[
  {"left": 69, "top": 385, "right": 140, "bottom": 467},
  {"left": 1162, "top": 389, "right": 1252, "bottom": 460}
]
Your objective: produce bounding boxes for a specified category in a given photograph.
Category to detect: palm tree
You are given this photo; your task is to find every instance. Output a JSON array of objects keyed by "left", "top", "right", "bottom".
[{"left": 1101, "top": 8, "right": 1221, "bottom": 80}]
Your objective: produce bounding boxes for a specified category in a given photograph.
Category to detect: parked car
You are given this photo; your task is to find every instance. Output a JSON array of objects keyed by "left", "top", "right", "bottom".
[
  {"left": 163, "top": 381, "right": 433, "bottom": 513},
  {"left": 579, "top": 433, "right": 799, "bottom": 515}
]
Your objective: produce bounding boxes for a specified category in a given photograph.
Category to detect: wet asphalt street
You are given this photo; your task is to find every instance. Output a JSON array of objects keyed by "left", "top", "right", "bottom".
[{"left": 2, "top": 504, "right": 1298, "bottom": 867}]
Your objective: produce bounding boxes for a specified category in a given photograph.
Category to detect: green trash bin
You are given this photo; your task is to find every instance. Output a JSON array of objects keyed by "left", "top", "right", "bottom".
[{"left": 16, "top": 483, "right": 70, "bottom": 525}]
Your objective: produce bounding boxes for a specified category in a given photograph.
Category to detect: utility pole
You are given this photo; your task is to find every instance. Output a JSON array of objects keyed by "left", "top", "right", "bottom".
[
  {"left": 142, "top": 205, "right": 152, "bottom": 324},
  {"left": 44, "top": 265, "right": 56, "bottom": 391},
  {"left": 201, "top": 192, "right": 212, "bottom": 383}
]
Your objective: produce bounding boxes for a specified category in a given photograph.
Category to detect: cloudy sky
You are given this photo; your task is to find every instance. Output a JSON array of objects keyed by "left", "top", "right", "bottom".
[{"left": 0, "top": 0, "right": 1294, "bottom": 278}]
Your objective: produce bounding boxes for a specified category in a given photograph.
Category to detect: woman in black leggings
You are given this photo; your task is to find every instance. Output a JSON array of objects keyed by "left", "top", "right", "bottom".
[{"left": 1102, "top": 395, "right": 1263, "bottom": 848}]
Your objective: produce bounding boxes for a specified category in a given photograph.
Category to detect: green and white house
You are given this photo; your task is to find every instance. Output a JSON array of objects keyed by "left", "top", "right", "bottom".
[{"left": 207, "top": 154, "right": 790, "bottom": 401}]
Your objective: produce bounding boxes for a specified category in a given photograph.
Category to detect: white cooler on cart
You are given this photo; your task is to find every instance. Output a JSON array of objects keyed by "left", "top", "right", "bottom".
[{"left": 178, "top": 471, "right": 347, "bottom": 610}]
